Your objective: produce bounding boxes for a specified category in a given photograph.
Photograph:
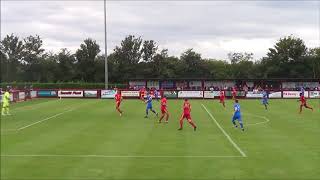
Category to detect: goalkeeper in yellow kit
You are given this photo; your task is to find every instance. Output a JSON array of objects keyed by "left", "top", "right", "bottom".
[{"left": 1, "top": 88, "right": 11, "bottom": 116}]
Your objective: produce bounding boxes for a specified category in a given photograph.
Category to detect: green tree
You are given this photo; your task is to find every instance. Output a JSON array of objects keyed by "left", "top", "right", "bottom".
[
  {"left": 56, "top": 48, "right": 76, "bottom": 81},
  {"left": 38, "top": 52, "right": 59, "bottom": 82},
  {"left": 94, "top": 55, "right": 106, "bottom": 82},
  {"left": 202, "top": 59, "right": 230, "bottom": 79},
  {"left": 0, "top": 34, "right": 24, "bottom": 81},
  {"left": 0, "top": 50, "right": 6, "bottom": 82},
  {"left": 180, "top": 49, "right": 202, "bottom": 77},
  {"left": 228, "top": 52, "right": 253, "bottom": 64},
  {"left": 306, "top": 47, "right": 320, "bottom": 78},
  {"left": 22, "top": 35, "right": 45, "bottom": 81},
  {"left": 75, "top": 38, "right": 101, "bottom": 82},
  {"left": 262, "top": 35, "right": 308, "bottom": 78},
  {"left": 113, "top": 35, "right": 143, "bottom": 81},
  {"left": 114, "top": 35, "right": 143, "bottom": 65},
  {"left": 267, "top": 35, "right": 307, "bottom": 63},
  {"left": 141, "top": 40, "right": 158, "bottom": 62},
  {"left": 152, "top": 49, "right": 168, "bottom": 78}
]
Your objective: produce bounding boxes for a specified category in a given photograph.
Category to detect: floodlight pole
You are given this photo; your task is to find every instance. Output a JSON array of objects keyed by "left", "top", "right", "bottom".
[{"left": 104, "top": 0, "right": 108, "bottom": 89}]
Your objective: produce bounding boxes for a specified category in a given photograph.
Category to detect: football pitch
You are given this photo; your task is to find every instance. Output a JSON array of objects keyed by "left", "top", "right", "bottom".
[{"left": 1, "top": 98, "right": 319, "bottom": 180}]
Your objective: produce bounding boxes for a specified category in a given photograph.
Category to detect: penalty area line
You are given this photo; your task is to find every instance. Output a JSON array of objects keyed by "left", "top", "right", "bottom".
[
  {"left": 201, "top": 104, "right": 247, "bottom": 157},
  {"left": 242, "top": 113, "right": 270, "bottom": 127},
  {"left": 0, "top": 154, "right": 244, "bottom": 158},
  {"left": 17, "top": 109, "right": 74, "bottom": 131},
  {"left": 7, "top": 100, "right": 98, "bottom": 132}
]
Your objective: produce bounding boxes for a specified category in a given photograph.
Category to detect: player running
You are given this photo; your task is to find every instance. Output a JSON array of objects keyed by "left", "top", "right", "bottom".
[
  {"left": 262, "top": 90, "right": 269, "bottom": 110},
  {"left": 144, "top": 92, "right": 158, "bottom": 118},
  {"left": 232, "top": 87, "right": 237, "bottom": 100},
  {"left": 300, "top": 86, "right": 305, "bottom": 96},
  {"left": 159, "top": 95, "right": 169, "bottom": 123},
  {"left": 1, "top": 88, "right": 11, "bottom": 116},
  {"left": 178, "top": 99, "right": 197, "bottom": 131},
  {"left": 219, "top": 89, "right": 226, "bottom": 108},
  {"left": 155, "top": 89, "right": 160, "bottom": 101},
  {"left": 298, "top": 93, "right": 313, "bottom": 114},
  {"left": 115, "top": 91, "right": 123, "bottom": 116},
  {"left": 232, "top": 99, "right": 244, "bottom": 131}
]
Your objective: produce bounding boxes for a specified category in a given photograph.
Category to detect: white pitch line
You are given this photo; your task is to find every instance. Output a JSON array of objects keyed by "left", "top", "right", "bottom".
[
  {"left": 4, "top": 100, "right": 98, "bottom": 132},
  {"left": 17, "top": 109, "right": 74, "bottom": 131},
  {"left": 201, "top": 104, "right": 247, "bottom": 157},
  {"left": 243, "top": 113, "right": 270, "bottom": 127},
  {"left": 0, "top": 154, "right": 244, "bottom": 158}
]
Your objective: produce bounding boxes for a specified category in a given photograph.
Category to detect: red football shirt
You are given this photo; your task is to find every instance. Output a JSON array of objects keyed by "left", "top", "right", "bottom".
[
  {"left": 183, "top": 102, "right": 191, "bottom": 114},
  {"left": 220, "top": 91, "right": 225, "bottom": 98},
  {"left": 161, "top": 98, "right": 167, "bottom": 108},
  {"left": 140, "top": 88, "right": 145, "bottom": 95},
  {"left": 300, "top": 96, "right": 306, "bottom": 103},
  {"left": 115, "top": 94, "right": 121, "bottom": 102}
]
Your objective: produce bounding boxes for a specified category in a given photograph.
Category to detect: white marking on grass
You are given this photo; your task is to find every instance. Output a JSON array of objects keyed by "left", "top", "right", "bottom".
[
  {"left": 201, "top": 104, "right": 247, "bottom": 157},
  {"left": 17, "top": 108, "right": 74, "bottom": 131},
  {"left": 243, "top": 113, "right": 270, "bottom": 127},
  {"left": 6, "top": 100, "right": 98, "bottom": 132},
  {"left": 0, "top": 154, "right": 244, "bottom": 158}
]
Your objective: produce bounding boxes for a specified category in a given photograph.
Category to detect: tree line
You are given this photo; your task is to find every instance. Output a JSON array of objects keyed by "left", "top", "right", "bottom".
[{"left": 0, "top": 34, "right": 319, "bottom": 83}]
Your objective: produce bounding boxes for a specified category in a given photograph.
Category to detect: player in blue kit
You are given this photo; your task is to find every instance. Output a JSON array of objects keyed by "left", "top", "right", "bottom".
[
  {"left": 232, "top": 99, "right": 244, "bottom": 131},
  {"left": 144, "top": 92, "right": 158, "bottom": 118},
  {"left": 262, "top": 90, "right": 269, "bottom": 110},
  {"left": 154, "top": 89, "right": 159, "bottom": 101},
  {"left": 300, "top": 86, "right": 305, "bottom": 97}
]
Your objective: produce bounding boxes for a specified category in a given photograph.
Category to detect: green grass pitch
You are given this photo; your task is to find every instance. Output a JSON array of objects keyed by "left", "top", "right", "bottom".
[{"left": 1, "top": 98, "right": 319, "bottom": 180}]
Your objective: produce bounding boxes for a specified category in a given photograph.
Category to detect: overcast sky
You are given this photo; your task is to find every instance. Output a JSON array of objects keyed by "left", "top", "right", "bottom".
[{"left": 1, "top": 0, "right": 319, "bottom": 60}]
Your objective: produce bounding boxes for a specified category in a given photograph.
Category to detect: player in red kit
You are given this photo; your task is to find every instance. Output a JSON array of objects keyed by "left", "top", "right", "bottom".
[
  {"left": 219, "top": 90, "right": 226, "bottom": 108},
  {"left": 232, "top": 87, "right": 237, "bottom": 100},
  {"left": 115, "top": 91, "right": 123, "bottom": 116},
  {"left": 159, "top": 96, "right": 169, "bottom": 123},
  {"left": 178, "top": 99, "right": 197, "bottom": 131},
  {"left": 298, "top": 93, "right": 313, "bottom": 114},
  {"left": 140, "top": 87, "right": 146, "bottom": 102}
]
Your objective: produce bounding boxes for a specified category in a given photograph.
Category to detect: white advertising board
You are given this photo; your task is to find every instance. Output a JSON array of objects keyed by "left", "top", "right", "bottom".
[
  {"left": 84, "top": 90, "right": 98, "bottom": 98},
  {"left": 18, "top": 92, "right": 25, "bottom": 100},
  {"left": 101, "top": 90, "right": 116, "bottom": 99},
  {"left": 58, "top": 90, "right": 83, "bottom": 97},
  {"left": 283, "top": 91, "right": 308, "bottom": 98},
  {"left": 268, "top": 92, "right": 282, "bottom": 98},
  {"left": 178, "top": 91, "right": 203, "bottom": 98},
  {"left": 121, "top": 91, "right": 139, "bottom": 97},
  {"left": 31, "top": 91, "right": 37, "bottom": 98},
  {"left": 309, "top": 91, "right": 320, "bottom": 98},
  {"left": 246, "top": 92, "right": 263, "bottom": 98},
  {"left": 204, "top": 91, "right": 219, "bottom": 99}
]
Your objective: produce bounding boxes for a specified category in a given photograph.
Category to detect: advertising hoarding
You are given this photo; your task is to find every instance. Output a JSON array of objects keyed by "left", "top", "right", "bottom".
[
  {"left": 163, "top": 91, "right": 177, "bottom": 98},
  {"left": 38, "top": 90, "right": 57, "bottom": 97},
  {"left": 121, "top": 91, "right": 140, "bottom": 97},
  {"left": 283, "top": 91, "right": 308, "bottom": 98},
  {"left": 101, "top": 90, "right": 116, "bottom": 99},
  {"left": 84, "top": 90, "right": 98, "bottom": 98},
  {"left": 178, "top": 91, "right": 203, "bottom": 98},
  {"left": 58, "top": 90, "right": 83, "bottom": 98},
  {"left": 204, "top": 91, "right": 220, "bottom": 99}
]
